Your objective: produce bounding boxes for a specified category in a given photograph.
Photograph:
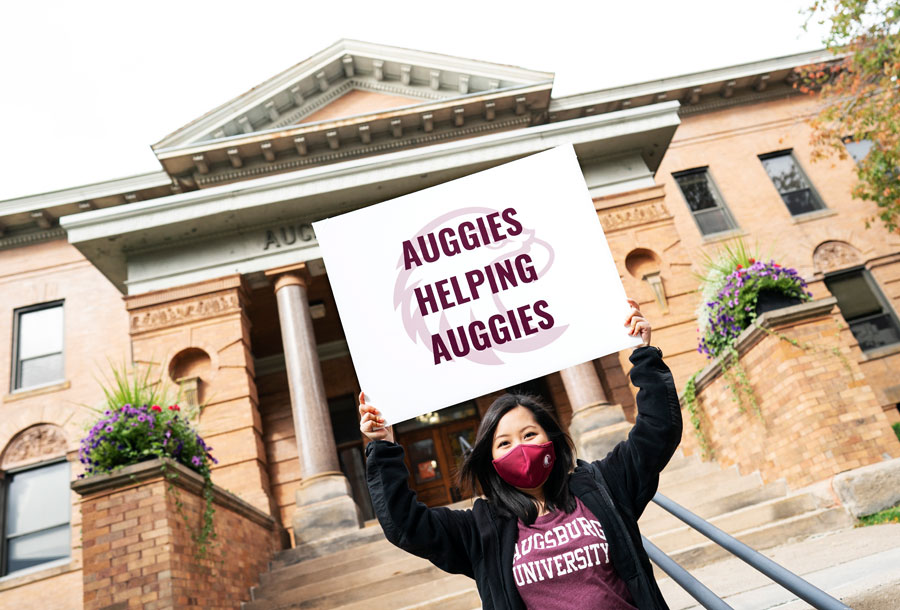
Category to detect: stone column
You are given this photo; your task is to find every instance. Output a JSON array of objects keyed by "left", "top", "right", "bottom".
[
  {"left": 267, "top": 264, "right": 362, "bottom": 545},
  {"left": 560, "top": 361, "right": 631, "bottom": 461}
]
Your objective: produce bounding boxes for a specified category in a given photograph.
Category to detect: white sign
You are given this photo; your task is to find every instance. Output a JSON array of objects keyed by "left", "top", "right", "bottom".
[{"left": 313, "top": 145, "right": 641, "bottom": 425}]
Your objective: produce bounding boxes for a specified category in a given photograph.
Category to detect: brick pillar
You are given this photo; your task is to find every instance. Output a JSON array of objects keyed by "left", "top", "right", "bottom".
[
  {"left": 689, "top": 297, "right": 900, "bottom": 487},
  {"left": 265, "top": 264, "right": 362, "bottom": 545},
  {"left": 125, "top": 275, "right": 276, "bottom": 517},
  {"left": 560, "top": 361, "right": 632, "bottom": 460}
]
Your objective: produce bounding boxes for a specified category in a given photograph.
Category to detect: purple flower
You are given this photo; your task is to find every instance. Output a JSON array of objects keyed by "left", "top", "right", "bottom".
[
  {"left": 105, "top": 425, "right": 114, "bottom": 433},
  {"left": 191, "top": 456, "right": 202, "bottom": 467},
  {"left": 137, "top": 414, "right": 146, "bottom": 423}
]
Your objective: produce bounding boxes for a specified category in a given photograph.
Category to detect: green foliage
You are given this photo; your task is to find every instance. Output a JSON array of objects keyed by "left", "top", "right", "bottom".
[
  {"left": 800, "top": 0, "right": 900, "bottom": 233},
  {"left": 893, "top": 421, "right": 900, "bottom": 441},
  {"left": 682, "top": 372, "right": 713, "bottom": 459},
  {"left": 857, "top": 505, "right": 900, "bottom": 526},
  {"left": 79, "top": 362, "right": 217, "bottom": 560}
]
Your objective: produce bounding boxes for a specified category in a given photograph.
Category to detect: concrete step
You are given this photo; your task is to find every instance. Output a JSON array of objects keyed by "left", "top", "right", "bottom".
[
  {"left": 268, "top": 524, "right": 387, "bottom": 571},
  {"left": 250, "top": 553, "right": 437, "bottom": 607},
  {"left": 639, "top": 480, "right": 788, "bottom": 536},
  {"left": 647, "top": 493, "right": 821, "bottom": 553},
  {"left": 657, "top": 469, "right": 763, "bottom": 507},
  {"left": 657, "top": 507, "right": 854, "bottom": 574},
  {"left": 258, "top": 538, "right": 404, "bottom": 590},
  {"left": 657, "top": 457, "right": 724, "bottom": 489},
  {"left": 334, "top": 573, "right": 477, "bottom": 610}
]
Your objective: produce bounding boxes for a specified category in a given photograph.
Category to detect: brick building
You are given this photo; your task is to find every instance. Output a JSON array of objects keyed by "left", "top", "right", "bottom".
[{"left": 1, "top": 41, "right": 898, "bottom": 607}]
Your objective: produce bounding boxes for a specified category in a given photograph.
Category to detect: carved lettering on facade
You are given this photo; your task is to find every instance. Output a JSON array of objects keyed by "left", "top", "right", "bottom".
[
  {"left": 813, "top": 241, "right": 862, "bottom": 273},
  {"left": 2, "top": 424, "right": 67, "bottom": 469},
  {"left": 262, "top": 223, "right": 315, "bottom": 251},
  {"left": 597, "top": 201, "right": 671, "bottom": 232},
  {"left": 130, "top": 293, "right": 241, "bottom": 333}
]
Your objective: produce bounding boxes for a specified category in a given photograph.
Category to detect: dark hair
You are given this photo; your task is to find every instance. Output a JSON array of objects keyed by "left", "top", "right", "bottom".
[{"left": 459, "top": 393, "right": 576, "bottom": 523}]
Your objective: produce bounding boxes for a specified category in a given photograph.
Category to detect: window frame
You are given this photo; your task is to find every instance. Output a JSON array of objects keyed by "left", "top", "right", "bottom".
[
  {"left": 10, "top": 300, "right": 65, "bottom": 393},
  {"left": 758, "top": 150, "right": 827, "bottom": 216},
  {"left": 824, "top": 266, "right": 900, "bottom": 354},
  {"left": 672, "top": 166, "right": 740, "bottom": 238},
  {"left": 0, "top": 457, "right": 71, "bottom": 577}
]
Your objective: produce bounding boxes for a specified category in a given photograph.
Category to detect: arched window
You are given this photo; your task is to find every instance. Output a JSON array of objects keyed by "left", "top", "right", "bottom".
[{"left": 1, "top": 425, "right": 70, "bottom": 576}]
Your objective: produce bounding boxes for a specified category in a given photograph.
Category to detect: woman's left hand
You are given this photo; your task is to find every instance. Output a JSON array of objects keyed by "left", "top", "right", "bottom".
[{"left": 625, "top": 298, "right": 651, "bottom": 346}]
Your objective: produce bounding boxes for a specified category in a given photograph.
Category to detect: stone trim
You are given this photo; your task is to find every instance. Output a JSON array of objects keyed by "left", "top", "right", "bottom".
[
  {"left": 597, "top": 200, "right": 671, "bottom": 232},
  {"left": 2, "top": 380, "right": 71, "bottom": 404},
  {"left": 690, "top": 297, "right": 838, "bottom": 396},
  {"left": 71, "top": 457, "right": 276, "bottom": 530},
  {"left": 128, "top": 291, "right": 243, "bottom": 334},
  {"left": 124, "top": 274, "right": 244, "bottom": 310},
  {"left": 0, "top": 228, "right": 66, "bottom": 251},
  {"left": 593, "top": 184, "right": 665, "bottom": 210}
]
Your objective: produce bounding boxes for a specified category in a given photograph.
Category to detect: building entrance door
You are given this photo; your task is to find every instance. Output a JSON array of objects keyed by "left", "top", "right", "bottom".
[{"left": 394, "top": 406, "right": 479, "bottom": 507}]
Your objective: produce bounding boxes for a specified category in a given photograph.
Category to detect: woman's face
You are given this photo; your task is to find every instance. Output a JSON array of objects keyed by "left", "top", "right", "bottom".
[{"left": 491, "top": 405, "right": 551, "bottom": 461}]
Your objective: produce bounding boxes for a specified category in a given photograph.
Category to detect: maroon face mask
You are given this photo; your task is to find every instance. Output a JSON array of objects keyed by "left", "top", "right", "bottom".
[{"left": 492, "top": 441, "right": 556, "bottom": 489}]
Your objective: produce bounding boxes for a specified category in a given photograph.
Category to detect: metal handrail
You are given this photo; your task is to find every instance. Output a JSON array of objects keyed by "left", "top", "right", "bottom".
[
  {"left": 641, "top": 535, "right": 734, "bottom": 610},
  {"left": 647, "top": 492, "right": 852, "bottom": 610}
]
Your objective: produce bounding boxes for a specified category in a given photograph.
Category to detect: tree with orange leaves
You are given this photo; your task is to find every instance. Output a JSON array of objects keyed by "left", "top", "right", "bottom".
[{"left": 798, "top": 1, "right": 899, "bottom": 232}]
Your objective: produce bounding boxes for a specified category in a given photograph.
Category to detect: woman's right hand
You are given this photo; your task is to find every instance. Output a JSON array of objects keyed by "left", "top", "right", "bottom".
[{"left": 359, "top": 391, "right": 394, "bottom": 443}]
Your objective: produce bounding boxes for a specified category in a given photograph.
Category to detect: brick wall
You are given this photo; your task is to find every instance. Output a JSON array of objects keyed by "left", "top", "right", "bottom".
[
  {"left": 687, "top": 299, "right": 900, "bottom": 488},
  {"left": 74, "top": 458, "right": 282, "bottom": 610}
]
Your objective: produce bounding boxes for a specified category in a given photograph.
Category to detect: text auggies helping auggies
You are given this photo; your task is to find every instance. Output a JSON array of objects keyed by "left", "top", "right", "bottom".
[{"left": 401, "top": 208, "right": 556, "bottom": 365}]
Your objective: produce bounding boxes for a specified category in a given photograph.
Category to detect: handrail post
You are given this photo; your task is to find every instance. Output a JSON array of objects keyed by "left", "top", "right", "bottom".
[{"left": 641, "top": 536, "right": 734, "bottom": 610}]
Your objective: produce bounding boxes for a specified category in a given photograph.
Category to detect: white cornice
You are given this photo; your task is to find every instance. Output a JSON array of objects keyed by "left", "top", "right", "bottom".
[
  {"left": 550, "top": 49, "right": 835, "bottom": 112},
  {"left": 153, "top": 39, "right": 554, "bottom": 151},
  {"left": 0, "top": 171, "right": 170, "bottom": 218},
  {"left": 63, "top": 101, "right": 680, "bottom": 292}
]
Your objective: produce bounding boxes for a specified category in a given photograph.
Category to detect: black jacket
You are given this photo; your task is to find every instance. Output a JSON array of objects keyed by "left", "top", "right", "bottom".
[{"left": 365, "top": 345, "right": 682, "bottom": 609}]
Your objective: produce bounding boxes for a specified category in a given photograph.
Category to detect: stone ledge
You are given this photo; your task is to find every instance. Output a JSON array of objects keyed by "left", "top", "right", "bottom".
[
  {"left": 690, "top": 297, "right": 838, "bottom": 396},
  {"left": 71, "top": 457, "right": 276, "bottom": 530},
  {"left": 833, "top": 458, "right": 900, "bottom": 518}
]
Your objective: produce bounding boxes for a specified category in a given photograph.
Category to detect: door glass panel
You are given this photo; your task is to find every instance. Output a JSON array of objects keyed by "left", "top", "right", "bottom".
[
  {"left": 18, "top": 306, "right": 63, "bottom": 360},
  {"left": 408, "top": 438, "right": 442, "bottom": 484},
  {"left": 17, "top": 353, "right": 64, "bottom": 389}
]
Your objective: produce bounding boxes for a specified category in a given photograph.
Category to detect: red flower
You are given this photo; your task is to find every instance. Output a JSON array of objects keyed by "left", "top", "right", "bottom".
[
  {"left": 749, "top": 258, "right": 755, "bottom": 264},
  {"left": 151, "top": 405, "right": 162, "bottom": 412},
  {"left": 736, "top": 264, "right": 743, "bottom": 269},
  {"left": 168, "top": 405, "right": 180, "bottom": 411},
  {"left": 774, "top": 263, "right": 781, "bottom": 268}
]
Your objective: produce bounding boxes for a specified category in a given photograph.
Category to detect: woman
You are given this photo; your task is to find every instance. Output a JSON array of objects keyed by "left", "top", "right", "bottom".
[{"left": 359, "top": 299, "right": 681, "bottom": 609}]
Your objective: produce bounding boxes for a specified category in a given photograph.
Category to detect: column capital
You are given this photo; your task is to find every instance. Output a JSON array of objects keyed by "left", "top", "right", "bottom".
[{"left": 265, "top": 263, "right": 309, "bottom": 292}]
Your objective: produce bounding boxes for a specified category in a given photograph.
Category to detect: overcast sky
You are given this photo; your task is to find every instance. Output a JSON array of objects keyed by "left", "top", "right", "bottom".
[{"left": 0, "top": 1, "right": 829, "bottom": 201}]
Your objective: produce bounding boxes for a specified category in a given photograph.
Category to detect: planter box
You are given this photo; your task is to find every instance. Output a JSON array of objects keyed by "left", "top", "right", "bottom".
[{"left": 72, "top": 458, "right": 284, "bottom": 609}]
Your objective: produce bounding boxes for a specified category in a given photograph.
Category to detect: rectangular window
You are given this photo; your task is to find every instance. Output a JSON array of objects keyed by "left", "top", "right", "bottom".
[
  {"left": 673, "top": 168, "right": 739, "bottom": 236},
  {"left": 825, "top": 269, "right": 900, "bottom": 352},
  {"left": 759, "top": 151, "right": 826, "bottom": 216},
  {"left": 2, "top": 460, "right": 71, "bottom": 575},
  {"left": 12, "top": 302, "right": 64, "bottom": 391}
]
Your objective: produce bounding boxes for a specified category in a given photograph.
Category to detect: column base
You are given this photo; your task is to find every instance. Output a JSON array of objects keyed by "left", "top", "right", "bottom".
[
  {"left": 569, "top": 403, "right": 632, "bottom": 461},
  {"left": 292, "top": 473, "right": 363, "bottom": 545}
]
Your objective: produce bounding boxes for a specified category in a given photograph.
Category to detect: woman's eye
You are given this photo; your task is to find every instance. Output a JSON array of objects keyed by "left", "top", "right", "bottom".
[{"left": 524, "top": 432, "right": 536, "bottom": 439}]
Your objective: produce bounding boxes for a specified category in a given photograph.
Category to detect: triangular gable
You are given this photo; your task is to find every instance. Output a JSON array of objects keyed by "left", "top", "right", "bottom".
[
  {"left": 152, "top": 39, "right": 554, "bottom": 154},
  {"left": 296, "top": 89, "right": 424, "bottom": 125}
]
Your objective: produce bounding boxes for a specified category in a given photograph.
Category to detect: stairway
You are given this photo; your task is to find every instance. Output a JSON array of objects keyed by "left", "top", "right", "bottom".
[
  {"left": 641, "top": 450, "right": 853, "bottom": 573},
  {"left": 244, "top": 452, "right": 852, "bottom": 609}
]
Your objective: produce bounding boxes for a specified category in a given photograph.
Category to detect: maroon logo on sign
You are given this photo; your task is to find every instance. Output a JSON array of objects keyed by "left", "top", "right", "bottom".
[{"left": 393, "top": 206, "right": 567, "bottom": 366}]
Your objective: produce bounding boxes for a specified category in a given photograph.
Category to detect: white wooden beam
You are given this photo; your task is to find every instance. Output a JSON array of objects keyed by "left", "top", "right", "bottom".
[
  {"left": 294, "top": 136, "right": 308, "bottom": 156},
  {"left": 422, "top": 113, "right": 434, "bottom": 133},
  {"left": 488, "top": 79, "right": 499, "bottom": 90},
  {"left": 429, "top": 70, "right": 441, "bottom": 90},
  {"left": 265, "top": 100, "right": 280, "bottom": 122},
  {"left": 390, "top": 119, "right": 403, "bottom": 138},
  {"left": 453, "top": 107, "right": 465, "bottom": 127},
  {"left": 458, "top": 75, "right": 470, "bottom": 95},
  {"left": 326, "top": 131, "right": 340, "bottom": 150},
  {"left": 687, "top": 87, "right": 702, "bottom": 104},
  {"left": 515, "top": 96, "right": 527, "bottom": 115},
  {"left": 721, "top": 80, "right": 736, "bottom": 98},
  {"left": 342, "top": 56, "right": 355, "bottom": 78},
  {"left": 193, "top": 154, "right": 209, "bottom": 174},
  {"left": 400, "top": 65, "right": 412, "bottom": 86},
  {"left": 373, "top": 59, "right": 384, "bottom": 81},
  {"left": 755, "top": 73, "right": 771, "bottom": 92},
  {"left": 316, "top": 71, "right": 329, "bottom": 91},
  {"left": 290, "top": 85, "right": 305, "bottom": 106},
  {"left": 30, "top": 210, "right": 52, "bottom": 228},
  {"left": 484, "top": 101, "right": 496, "bottom": 121},
  {"left": 227, "top": 148, "right": 243, "bottom": 168},
  {"left": 238, "top": 116, "right": 253, "bottom": 134},
  {"left": 261, "top": 141, "right": 276, "bottom": 162},
  {"left": 124, "top": 193, "right": 138, "bottom": 202},
  {"left": 358, "top": 124, "right": 371, "bottom": 144}
]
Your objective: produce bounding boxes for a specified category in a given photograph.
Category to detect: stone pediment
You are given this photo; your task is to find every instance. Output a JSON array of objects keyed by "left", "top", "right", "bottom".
[{"left": 153, "top": 39, "right": 554, "bottom": 152}]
